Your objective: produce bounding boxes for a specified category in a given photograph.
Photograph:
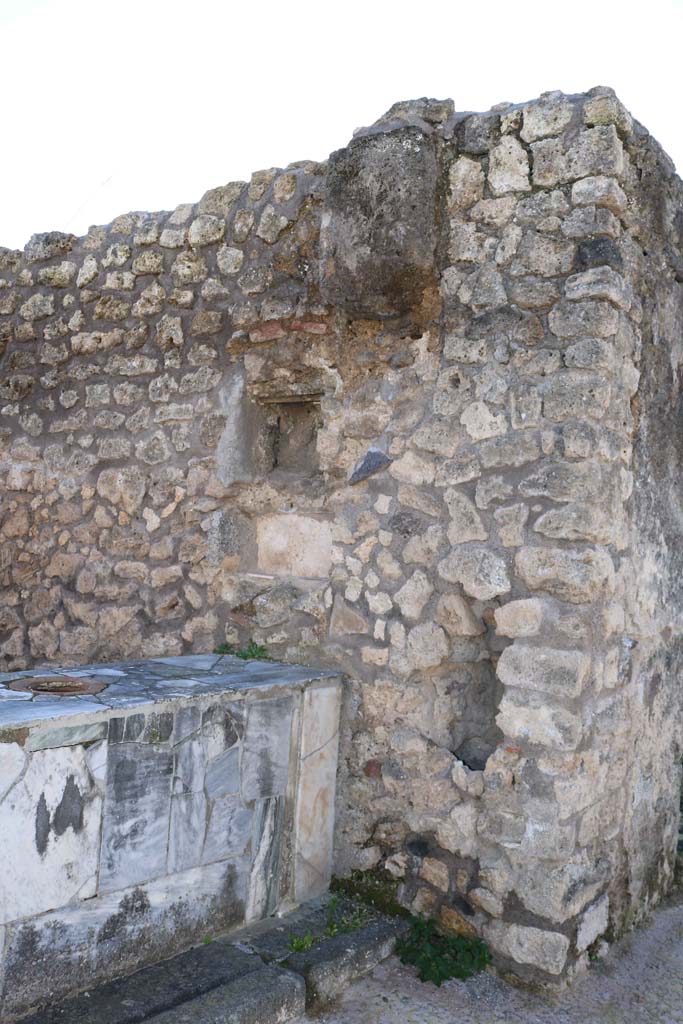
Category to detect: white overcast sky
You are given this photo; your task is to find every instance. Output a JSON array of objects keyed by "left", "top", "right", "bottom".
[{"left": 1, "top": 0, "right": 682, "bottom": 250}]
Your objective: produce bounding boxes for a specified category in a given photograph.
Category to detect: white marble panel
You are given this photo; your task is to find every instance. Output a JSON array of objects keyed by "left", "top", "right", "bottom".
[
  {"left": 293, "top": 682, "right": 342, "bottom": 902},
  {"left": 0, "top": 744, "right": 102, "bottom": 925}
]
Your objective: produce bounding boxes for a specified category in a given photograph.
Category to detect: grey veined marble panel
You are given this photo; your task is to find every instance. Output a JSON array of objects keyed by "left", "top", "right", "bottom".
[
  {"left": 0, "top": 656, "right": 342, "bottom": 1022},
  {"left": 241, "top": 695, "right": 295, "bottom": 801}
]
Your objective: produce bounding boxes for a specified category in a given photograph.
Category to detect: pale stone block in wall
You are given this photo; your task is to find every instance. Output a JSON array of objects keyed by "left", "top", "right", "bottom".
[
  {"left": 257, "top": 514, "right": 333, "bottom": 578},
  {"left": 484, "top": 921, "right": 570, "bottom": 975},
  {"left": 487, "top": 136, "right": 530, "bottom": 196},
  {"left": 438, "top": 545, "right": 510, "bottom": 600},
  {"left": 497, "top": 643, "right": 590, "bottom": 698},
  {"left": 497, "top": 691, "right": 583, "bottom": 750},
  {"left": 576, "top": 894, "right": 609, "bottom": 951},
  {"left": 494, "top": 598, "right": 544, "bottom": 637},
  {"left": 515, "top": 546, "right": 614, "bottom": 603}
]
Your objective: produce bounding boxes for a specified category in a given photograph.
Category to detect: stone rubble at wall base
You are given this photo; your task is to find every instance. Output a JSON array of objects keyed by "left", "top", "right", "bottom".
[{"left": 1, "top": 85, "right": 682, "bottom": 988}]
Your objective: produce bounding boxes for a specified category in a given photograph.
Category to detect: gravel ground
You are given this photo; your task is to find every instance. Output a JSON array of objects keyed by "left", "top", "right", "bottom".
[{"left": 301, "top": 891, "right": 683, "bottom": 1024}]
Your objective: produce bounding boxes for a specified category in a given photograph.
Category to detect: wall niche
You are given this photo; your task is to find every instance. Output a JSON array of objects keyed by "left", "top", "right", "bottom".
[{"left": 262, "top": 395, "right": 323, "bottom": 480}]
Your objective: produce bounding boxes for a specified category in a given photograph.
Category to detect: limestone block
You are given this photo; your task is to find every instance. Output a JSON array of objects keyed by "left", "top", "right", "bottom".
[
  {"left": 478, "top": 434, "right": 540, "bottom": 470},
  {"left": 404, "top": 621, "right": 449, "bottom": 671},
  {"left": 469, "top": 887, "right": 503, "bottom": 917},
  {"left": 470, "top": 196, "right": 516, "bottom": 227},
  {"left": 460, "top": 400, "right": 506, "bottom": 440},
  {"left": 24, "top": 230, "right": 76, "bottom": 262},
  {"left": 513, "top": 852, "right": 607, "bottom": 923},
  {"left": 449, "top": 221, "right": 494, "bottom": 263},
  {"left": 438, "top": 546, "right": 510, "bottom": 600},
  {"left": 320, "top": 126, "right": 438, "bottom": 317},
  {"left": 532, "top": 126, "right": 623, "bottom": 186},
  {"left": 435, "top": 593, "right": 484, "bottom": 637},
  {"left": 389, "top": 450, "right": 435, "bottom": 485},
  {"left": 435, "top": 801, "right": 479, "bottom": 857},
  {"left": 493, "top": 504, "right": 529, "bottom": 548},
  {"left": 549, "top": 299, "right": 619, "bottom": 338},
  {"left": 571, "top": 175, "right": 627, "bottom": 215},
  {"left": 521, "top": 95, "right": 574, "bottom": 142},
  {"left": 583, "top": 94, "right": 633, "bottom": 134},
  {"left": 420, "top": 856, "right": 450, "bottom": 892},
  {"left": 217, "top": 244, "right": 244, "bottom": 275},
  {"left": 512, "top": 231, "right": 575, "bottom": 277},
  {"left": 576, "top": 894, "right": 609, "bottom": 951},
  {"left": 563, "top": 205, "right": 621, "bottom": 240},
  {"left": 438, "top": 904, "right": 477, "bottom": 938},
  {"left": 394, "top": 570, "right": 434, "bottom": 620},
  {"left": 445, "top": 488, "right": 488, "bottom": 543},
  {"left": 19, "top": 293, "right": 54, "bottom": 320},
  {"left": 132, "top": 251, "right": 163, "bottom": 275},
  {"left": 534, "top": 503, "right": 614, "bottom": 544},
  {"left": 515, "top": 546, "right": 614, "bottom": 603},
  {"left": 188, "top": 214, "right": 225, "bottom": 246},
  {"left": 497, "top": 643, "right": 590, "bottom": 697},
  {"left": 488, "top": 136, "right": 530, "bottom": 195},
  {"left": 497, "top": 691, "right": 582, "bottom": 750},
  {"left": 255, "top": 509, "right": 331, "bottom": 577},
  {"left": 256, "top": 205, "right": 290, "bottom": 243},
  {"left": 565, "top": 266, "right": 630, "bottom": 309},
  {"left": 519, "top": 460, "right": 608, "bottom": 504},
  {"left": 541, "top": 372, "right": 611, "bottom": 422},
  {"left": 451, "top": 759, "right": 485, "bottom": 797},
  {"left": 508, "top": 276, "right": 560, "bottom": 309},
  {"left": 448, "top": 156, "right": 485, "bottom": 212},
  {"left": 402, "top": 524, "right": 445, "bottom": 566},
  {"left": 484, "top": 921, "right": 569, "bottom": 975},
  {"left": 37, "top": 261, "right": 77, "bottom": 287},
  {"left": 459, "top": 263, "right": 507, "bottom": 311},
  {"left": 155, "top": 314, "right": 184, "bottom": 350},
  {"left": 71, "top": 329, "right": 124, "bottom": 354},
  {"left": 494, "top": 598, "right": 544, "bottom": 637},
  {"left": 329, "top": 598, "right": 368, "bottom": 634}
]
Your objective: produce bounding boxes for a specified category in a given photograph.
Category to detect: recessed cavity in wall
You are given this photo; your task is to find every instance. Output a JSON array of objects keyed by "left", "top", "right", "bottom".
[
  {"left": 449, "top": 662, "right": 504, "bottom": 771},
  {"left": 263, "top": 394, "right": 323, "bottom": 478}
]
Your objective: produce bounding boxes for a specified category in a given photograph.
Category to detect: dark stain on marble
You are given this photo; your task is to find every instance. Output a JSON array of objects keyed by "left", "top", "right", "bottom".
[
  {"left": 35, "top": 793, "right": 50, "bottom": 856},
  {"left": 53, "top": 775, "right": 84, "bottom": 836},
  {"left": 99, "top": 887, "right": 151, "bottom": 944}
]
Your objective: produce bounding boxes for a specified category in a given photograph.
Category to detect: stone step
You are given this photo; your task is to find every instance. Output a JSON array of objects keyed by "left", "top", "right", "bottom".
[
  {"left": 280, "top": 918, "right": 407, "bottom": 1009},
  {"left": 19, "top": 941, "right": 266, "bottom": 1024},
  {"left": 234, "top": 894, "right": 410, "bottom": 1009},
  {"left": 145, "top": 965, "right": 306, "bottom": 1024},
  {"left": 17, "top": 896, "right": 406, "bottom": 1024}
]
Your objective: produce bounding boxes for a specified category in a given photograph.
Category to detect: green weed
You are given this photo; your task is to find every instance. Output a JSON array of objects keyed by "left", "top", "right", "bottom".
[
  {"left": 214, "top": 640, "right": 271, "bottom": 660},
  {"left": 330, "top": 868, "right": 408, "bottom": 918},
  {"left": 396, "top": 916, "right": 491, "bottom": 985},
  {"left": 288, "top": 931, "right": 316, "bottom": 952}
]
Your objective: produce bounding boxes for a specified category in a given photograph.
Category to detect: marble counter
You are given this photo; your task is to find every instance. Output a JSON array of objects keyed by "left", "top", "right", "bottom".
[{"left": 0, "top": 655, "right": 342, "bottom": 1021}]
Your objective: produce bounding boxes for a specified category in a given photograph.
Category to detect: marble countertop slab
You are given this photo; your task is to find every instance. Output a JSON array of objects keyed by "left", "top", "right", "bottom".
[{"left": 0, "top": 655, "right": 341, "bottom": 732}]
